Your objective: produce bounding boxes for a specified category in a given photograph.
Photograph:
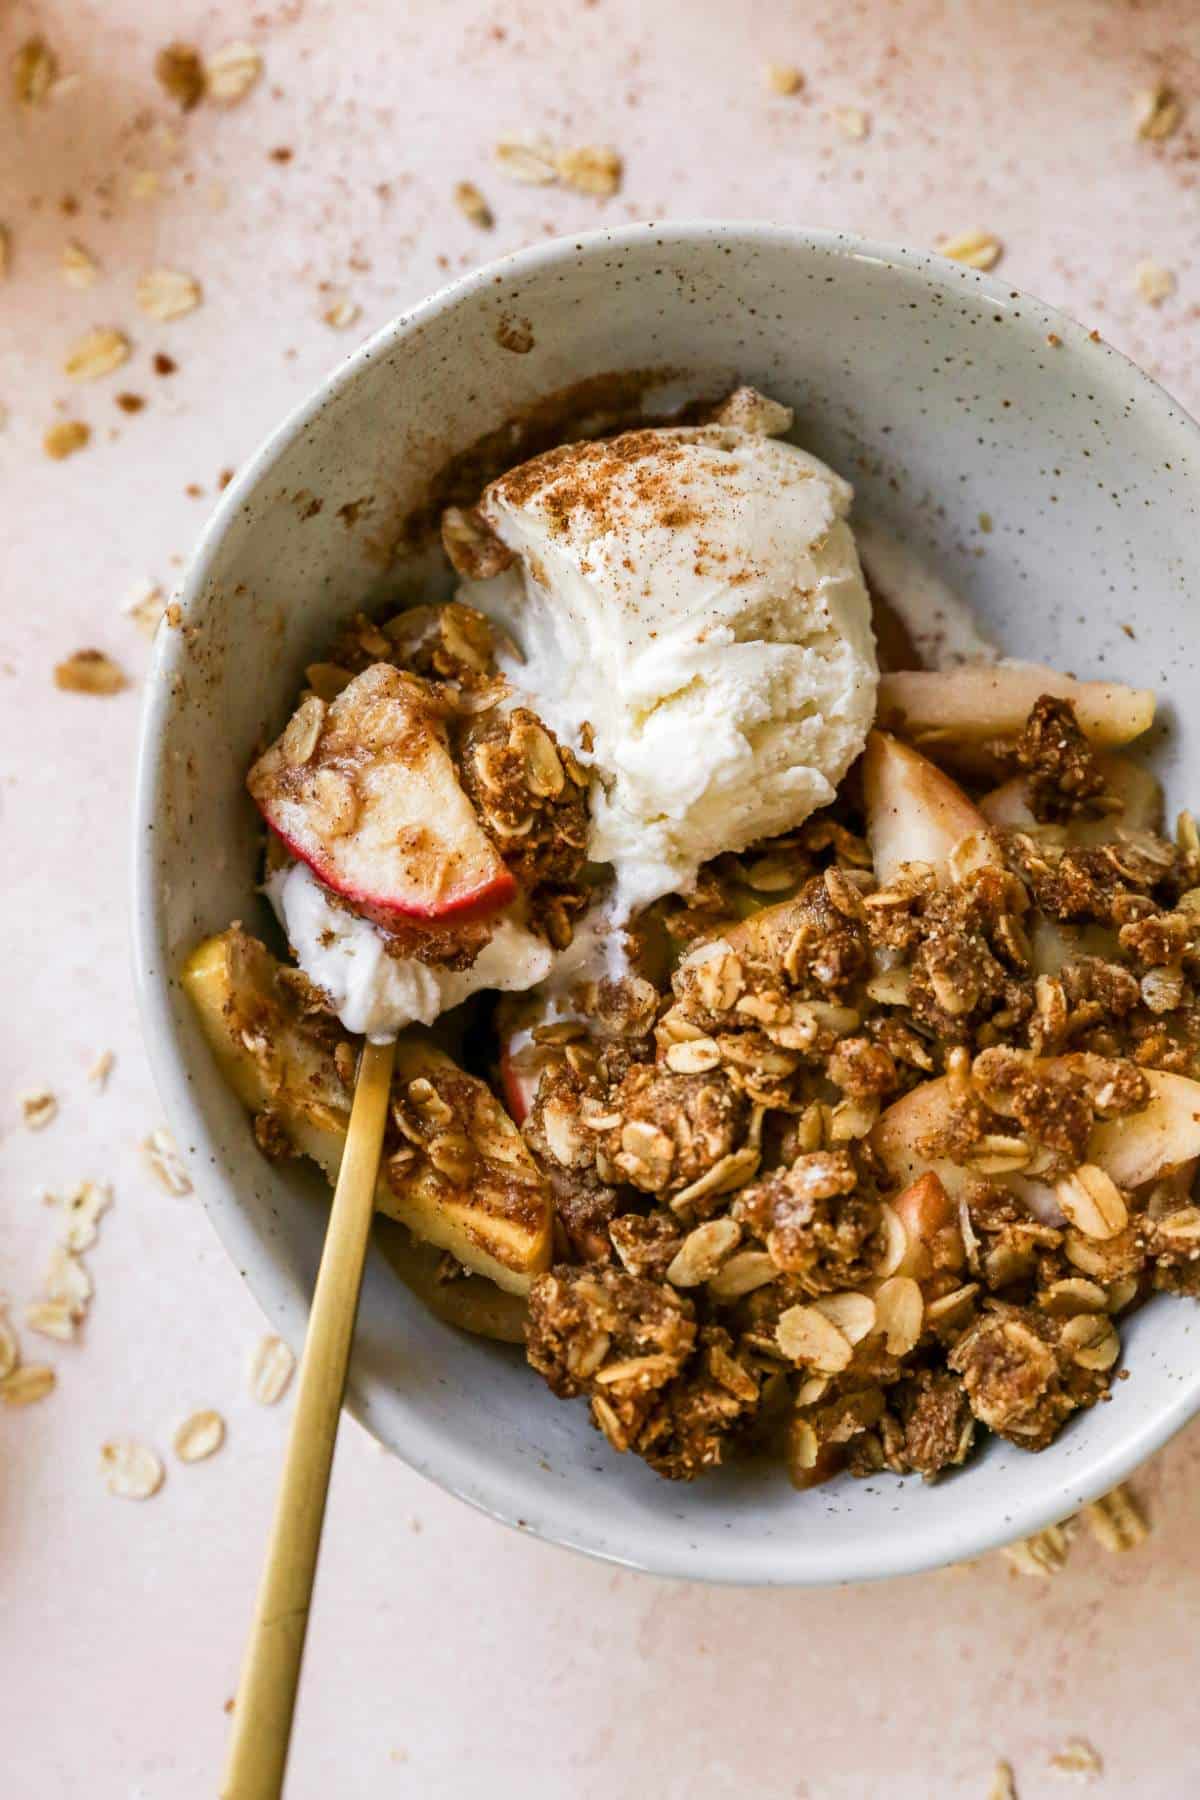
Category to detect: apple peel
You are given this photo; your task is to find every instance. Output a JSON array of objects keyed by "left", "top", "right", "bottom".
[{"left": 248, "top": 664, "right": 515, "bottom": 925}]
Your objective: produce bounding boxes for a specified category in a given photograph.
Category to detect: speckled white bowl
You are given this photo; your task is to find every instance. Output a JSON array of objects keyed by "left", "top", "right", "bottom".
[{"left": 133, "top": 222, "right": 1200, "bottom": 1584}]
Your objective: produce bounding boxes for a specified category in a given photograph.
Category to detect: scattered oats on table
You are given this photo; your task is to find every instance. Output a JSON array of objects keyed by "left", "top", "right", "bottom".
[
  {"left": 54, "top": 649, "right": 127, "bottom": 694},
  {"left": 24, "top": 1299, "right": 76, "bottom": 1343},
  {"left": 136, "top": 267, "right": 201, "bottom": 321},
  {"left": 173, "top": 1409, "right": 226, "bottom": 1462},
  {"left": 88, "top": 1048, "right": 115, "bottom": 1088},
  {"left": 493, "top": 132, "right": 559, "bottom": 185},
  {"left": 43, "top": 420, "right": 90, "bottom": 459},
  {"left": 141, "top": 1127, "right": 192, "bottom": 1195},
  {"left": 1049, "top": 1738, "right": 1103, "bottom": 1780},
  {"left": 557, "top": 145, "right": 623, "bottom": 197},
  {"left": 765, "top": 62, "right": 803, "bottom": 95},
  {"left": 64, "top": 327, "right": 130, "bottom": 381},
  {"left": 939, "top": 229, "right": 1002, "bottom": 270},
  {"left": 155, "top": 42, "right": 206, "bottom": 111},
  {"left": 1, "top": 1365, "right": 56, "bottom": 1408},
  {"left": 19, "top": 1087, "right": 58, "bottom": 1130},
  {"left": 12, "top": 35, "right": 58, "bottom": 106},
  {"left": 100, "top": 1438, "right": 165, "bottom": 1499},
  {"left": 61, "top": 239, "right": 98, "bottom": 287},
  {"left": 831, "top": 105, "right": 869, "bottom": 140},
  {"left": 0, "top": 1309, "right": 19, "bottom": 1380},
  {"left": 205, "top": 40, "right": 262, "bottom": 105},
  {"left": 453, "top": 181, "right": 493, "bottom": 229},
  {"left": 322, "top": 296, "right": 360, "bottom": 330},
  {"left": 1132, "top": 81, "right": 1182, "bottom": 140},
  {"left": 1002, "top": 1519, "right": 1074, "bottom": 1576},
  {"left": 61, "top": 1179, "right": 112, "bottom": 1252},
  {"left": 1084, "top": 1482, "right": 1148, "bottom": 1551},
  {"left": 1134, "top": 259, "right": 1175, "bottom": 305},
  {"left": 988, "top": 1762, "right": 1018, "bottom": 1800},
  {"left": 250, "top": 1334, "right": 296, "bottom": 1405},
  {"left": 44, "top": 1243, "right": 92, "bottom": 1319}
]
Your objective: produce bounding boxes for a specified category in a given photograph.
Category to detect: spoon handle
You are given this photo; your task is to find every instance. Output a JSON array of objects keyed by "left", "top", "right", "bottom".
[{"left": 221, "top": 1036, "right": 396, "bottom": 1800}]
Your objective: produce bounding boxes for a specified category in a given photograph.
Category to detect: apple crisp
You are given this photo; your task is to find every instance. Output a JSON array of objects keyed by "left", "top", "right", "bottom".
[{"left": 183, "top": 419, "right": 1200, "bottom": 1493}]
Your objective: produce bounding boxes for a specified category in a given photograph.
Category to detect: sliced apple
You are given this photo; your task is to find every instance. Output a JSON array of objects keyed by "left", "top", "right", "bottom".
[
  {"left": 874, "top": 1083, "right": 1063, "bottom": 1222},
  {"left": 1068, "top": 755, "right": 1163, "bottom": 845},
  {"left": 873, "top": 1079, "right": 976, "bottom": 1201},
  {"left": 1090, "top": 1069, "right": 1200, "bottom": 1189},
  {"left": 494, "top": 991, "right": 562, "bottom": 1126},
  {"left": 978, "top": 778, "right": 1038, "bottom": 833},
  {"left": 719, "top": 892, "right": 809, "bottom": 966},
  {"left": 979, "top": 754, "right": 1162, "bottom": 845},
  {"left": 877, "top": 664, "right": 1155, "bottom": 771},
  {"left": 891, "top": 1170, "right": 966, "bottom": 1268},
  {"left": 498, "top": 1035, "right": 541, "bottom": 1126},
  {"left": 375, "top": 1223, "right": 528, "bottom": 1344},
  {"left": 1028, "top": 916, "right": 1119, "bottom": 979},
  {"left": 182, "top": 928, "right": 353, "bottom": 1160},
  {"left": 874, "top": 1060, "right": 1200, "bottom": 1204},
  {"left": 182, "top": 929, "right": 551, "bottom": 1293},
  {"left": 389, "top": 1034, "right": 552, "bottom": 1292},
  {"left": 247, "top": 664, "right": 515, "bottom": 925},
  {"left": 862, "top": 730, "right": 1002, "bottom": 888}
]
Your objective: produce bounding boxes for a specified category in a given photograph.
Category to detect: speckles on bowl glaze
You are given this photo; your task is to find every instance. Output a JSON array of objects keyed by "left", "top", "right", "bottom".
[{"left": 496, "top": 313, "right": 536, "bottom": 354}]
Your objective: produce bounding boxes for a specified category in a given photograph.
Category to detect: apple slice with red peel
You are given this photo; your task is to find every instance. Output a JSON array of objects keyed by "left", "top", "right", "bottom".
[
  {"left": 863, "top": 730, "right": 1002, "bottom": 889},
  {"left": 499, "top": 1034, "right": 542, "bottom": 1126},
  {"left": 874, "top": 1080, "right": 1063, "bottom": 1222},
  {"left": 495, "top": 993, "right": 559, "bottom": 1126},
  {"left": 248, "top": 664, "right": 516, "bottom": 925},
  {"left": 1090, "top": 1069, "right": 1200, "bottom": 1189},
  {"left": 877, "top": 664, "right": 1155, "bottom": 771}
]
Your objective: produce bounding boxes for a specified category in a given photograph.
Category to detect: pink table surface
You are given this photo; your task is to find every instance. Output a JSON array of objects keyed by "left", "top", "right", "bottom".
[{"left": 3, "top": 1, "right": 1199, "bottom": 1794}]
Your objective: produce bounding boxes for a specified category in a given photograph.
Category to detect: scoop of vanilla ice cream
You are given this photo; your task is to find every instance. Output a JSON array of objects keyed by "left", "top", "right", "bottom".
[
  {"left": 463, "top": 397, "right": 878, "bottom": 912},
  {"left": 267, "top": 862, "right": 553, "bottom": 1042}
]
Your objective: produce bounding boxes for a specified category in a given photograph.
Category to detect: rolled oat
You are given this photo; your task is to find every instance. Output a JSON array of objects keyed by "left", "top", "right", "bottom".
[
  {"left": 1, "top": 1365, "right": 56, "bottom": 1407},
  {"left": 100, "top": 1438, "right": 165, "bottom": 1499},
  {"left": 250, "top": 1334, "right": 296, "bottom": 1405},
  {"left": 173, "top": 1409, "right": 226, "bottom": 1462}
]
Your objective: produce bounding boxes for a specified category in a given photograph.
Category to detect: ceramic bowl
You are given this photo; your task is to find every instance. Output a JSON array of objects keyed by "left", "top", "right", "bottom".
[{"left": 133, "top": 222, "right": 1200, "bottom": 1584}]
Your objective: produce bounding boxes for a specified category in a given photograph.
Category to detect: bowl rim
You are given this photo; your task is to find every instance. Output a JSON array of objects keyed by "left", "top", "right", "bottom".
[{"left": 132, "top": 218, "right": 1200, "bottom": 1585}]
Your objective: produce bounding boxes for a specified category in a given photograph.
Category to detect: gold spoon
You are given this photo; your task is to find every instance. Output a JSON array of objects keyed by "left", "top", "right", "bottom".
[{"left": 220, "top": 1036, "right": 397, "bottom": 1800}]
